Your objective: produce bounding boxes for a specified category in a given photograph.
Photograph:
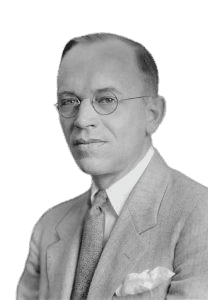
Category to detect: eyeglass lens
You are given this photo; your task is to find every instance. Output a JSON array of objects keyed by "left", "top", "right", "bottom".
[{"left": 58, "top": 95, "right": 118, "bottom": 117}]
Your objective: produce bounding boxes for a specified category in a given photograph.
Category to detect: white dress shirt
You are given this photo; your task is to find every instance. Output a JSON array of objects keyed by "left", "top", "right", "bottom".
[{"left": 91, "top": 146, "right": 154, "bottom": 244}]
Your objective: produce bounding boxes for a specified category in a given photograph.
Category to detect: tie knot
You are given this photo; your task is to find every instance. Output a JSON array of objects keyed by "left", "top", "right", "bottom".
[{"left": 92, "top": 189, "right": 107, "bottom": 210}]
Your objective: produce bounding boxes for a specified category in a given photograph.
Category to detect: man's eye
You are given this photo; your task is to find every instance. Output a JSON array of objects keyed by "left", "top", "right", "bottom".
[
  {"left": 60, "top": 98, "right": 79, "bottom": 106},
  {"left": 96, "top": 96, "right": 116, "bottom": 104}
]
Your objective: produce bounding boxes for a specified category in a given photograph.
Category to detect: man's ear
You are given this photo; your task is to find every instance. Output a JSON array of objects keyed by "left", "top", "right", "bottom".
[{"left": 145, "top": 95, "right": 166, "bottom": 135}]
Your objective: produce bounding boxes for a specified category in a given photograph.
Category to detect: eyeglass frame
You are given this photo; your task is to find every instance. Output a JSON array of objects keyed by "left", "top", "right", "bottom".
[{"left": 54, "top": 94, "right": 152, "bottom": 118}]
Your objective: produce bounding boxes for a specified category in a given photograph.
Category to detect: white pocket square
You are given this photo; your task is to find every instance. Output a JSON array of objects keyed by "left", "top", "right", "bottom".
[{"left": 116, "top": 266, "right": 175, "bottom": 297}]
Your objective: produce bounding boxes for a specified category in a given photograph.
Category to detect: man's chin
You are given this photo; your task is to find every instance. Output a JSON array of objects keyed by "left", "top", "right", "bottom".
[{"left": 75, "top": 157, "right": 107, "bottom": 176}]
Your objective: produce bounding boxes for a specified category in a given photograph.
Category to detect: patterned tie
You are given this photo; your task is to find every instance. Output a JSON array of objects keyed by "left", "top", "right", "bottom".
[{"left": 71, "top": 189, "right": 107, "bottom": 300}]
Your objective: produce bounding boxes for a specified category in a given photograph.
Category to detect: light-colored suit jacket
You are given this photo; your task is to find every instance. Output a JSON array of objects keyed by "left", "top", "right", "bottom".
[{"left": 17, "top": 150, "right": 208, "bottom": 299}]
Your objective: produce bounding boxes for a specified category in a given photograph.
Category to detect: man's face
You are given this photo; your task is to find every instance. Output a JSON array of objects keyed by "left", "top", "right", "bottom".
[{"left": 58, "top": 39, "right": 152, "bottom": 185}]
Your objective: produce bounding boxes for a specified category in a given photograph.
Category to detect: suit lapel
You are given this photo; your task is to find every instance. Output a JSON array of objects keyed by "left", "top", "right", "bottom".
[
  {"left": 46, "top": 191, "right": 90, "bottom": 300},
  {"left": 88, "top": 150, "right": 170, "bottom": 299}
]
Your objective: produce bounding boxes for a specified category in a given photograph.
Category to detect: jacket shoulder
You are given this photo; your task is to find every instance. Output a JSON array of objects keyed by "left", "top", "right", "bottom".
[
  {"left": 170, "top": 168, "right": 208, "bottom": 198},
  {"left": 164, "top": 167, "right": 208, "bottom": 220},
  {"left": 151, "top": 149, "right": 208, "bottom": 221},
  {"left": 33, "top": 189, "right": 90, "bottom": 233}
]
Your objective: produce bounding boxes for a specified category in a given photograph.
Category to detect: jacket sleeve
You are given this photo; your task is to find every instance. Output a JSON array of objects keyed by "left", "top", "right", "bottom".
[
  {"left": 167, "top": 196, "right": 208, "bottom": 299},
  {"left": 16, "top": 222, "right": 41, "bottom": 300}
]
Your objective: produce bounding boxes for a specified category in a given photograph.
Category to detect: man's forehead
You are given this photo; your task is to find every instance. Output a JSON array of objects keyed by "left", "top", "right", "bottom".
[
  {"left": 59, "top": 39, "right": 137, "bottom": 71},
  {"left": 58, "top": 39, "right": 148, "bottom": 96}
]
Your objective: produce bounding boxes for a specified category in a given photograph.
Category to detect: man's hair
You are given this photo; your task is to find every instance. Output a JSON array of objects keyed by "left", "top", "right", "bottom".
[{"left": 60, "top": 33, "right": 159, "bottom": 94}]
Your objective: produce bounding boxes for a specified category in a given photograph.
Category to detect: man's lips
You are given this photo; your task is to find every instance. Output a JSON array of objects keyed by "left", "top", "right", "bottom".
[{"left": 72, "top": 138, "right": 106, "bottom": 146}]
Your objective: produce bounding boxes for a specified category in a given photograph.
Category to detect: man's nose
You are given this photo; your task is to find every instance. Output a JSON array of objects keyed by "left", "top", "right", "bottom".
[{"left": 73, "top": 98, "right": 98, "bottom": 128}]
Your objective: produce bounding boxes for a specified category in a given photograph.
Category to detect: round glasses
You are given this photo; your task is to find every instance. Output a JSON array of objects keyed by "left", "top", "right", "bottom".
[{"left": 55, "top": 94, "right": 151, "bottom": 118}]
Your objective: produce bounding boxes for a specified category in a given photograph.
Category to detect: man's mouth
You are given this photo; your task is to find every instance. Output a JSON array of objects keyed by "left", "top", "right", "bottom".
[{"left": 73, "top": 138, "right": 106, "bottom": 146}]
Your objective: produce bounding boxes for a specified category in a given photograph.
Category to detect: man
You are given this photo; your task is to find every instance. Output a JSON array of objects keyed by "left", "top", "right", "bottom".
[{"left": 17, "top": 33, "right": 208, "bottom": 299}]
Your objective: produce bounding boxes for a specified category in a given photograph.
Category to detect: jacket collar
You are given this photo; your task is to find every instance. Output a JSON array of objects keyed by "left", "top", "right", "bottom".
[{"left": 127, "top": 149, "right": 170, "bottom": 234}]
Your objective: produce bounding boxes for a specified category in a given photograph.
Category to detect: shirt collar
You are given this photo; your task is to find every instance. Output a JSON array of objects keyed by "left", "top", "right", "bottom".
[{"left": 91, "top": 146, "right": 155, "bottom": 215}]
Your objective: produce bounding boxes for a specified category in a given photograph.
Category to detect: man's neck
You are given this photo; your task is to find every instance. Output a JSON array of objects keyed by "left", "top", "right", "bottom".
[{"left": 92, "top": 143, "right": 152, "bottom": 190}]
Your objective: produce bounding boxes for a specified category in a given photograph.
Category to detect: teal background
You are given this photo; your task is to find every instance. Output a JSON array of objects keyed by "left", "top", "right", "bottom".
[{"left": 0, "top": 0, "right": 208, "bottom": 299}]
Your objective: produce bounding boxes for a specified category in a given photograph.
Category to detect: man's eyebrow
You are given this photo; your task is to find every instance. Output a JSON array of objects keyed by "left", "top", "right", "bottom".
[
  {"left": 95, "top": 87, "right": 122, "bottom": 95},
  {"left": 57, "top": 87, "right": 122, "bottom": 98},
  {"left": 57, "top": 91, "right": 77, "bottom": 97}
]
